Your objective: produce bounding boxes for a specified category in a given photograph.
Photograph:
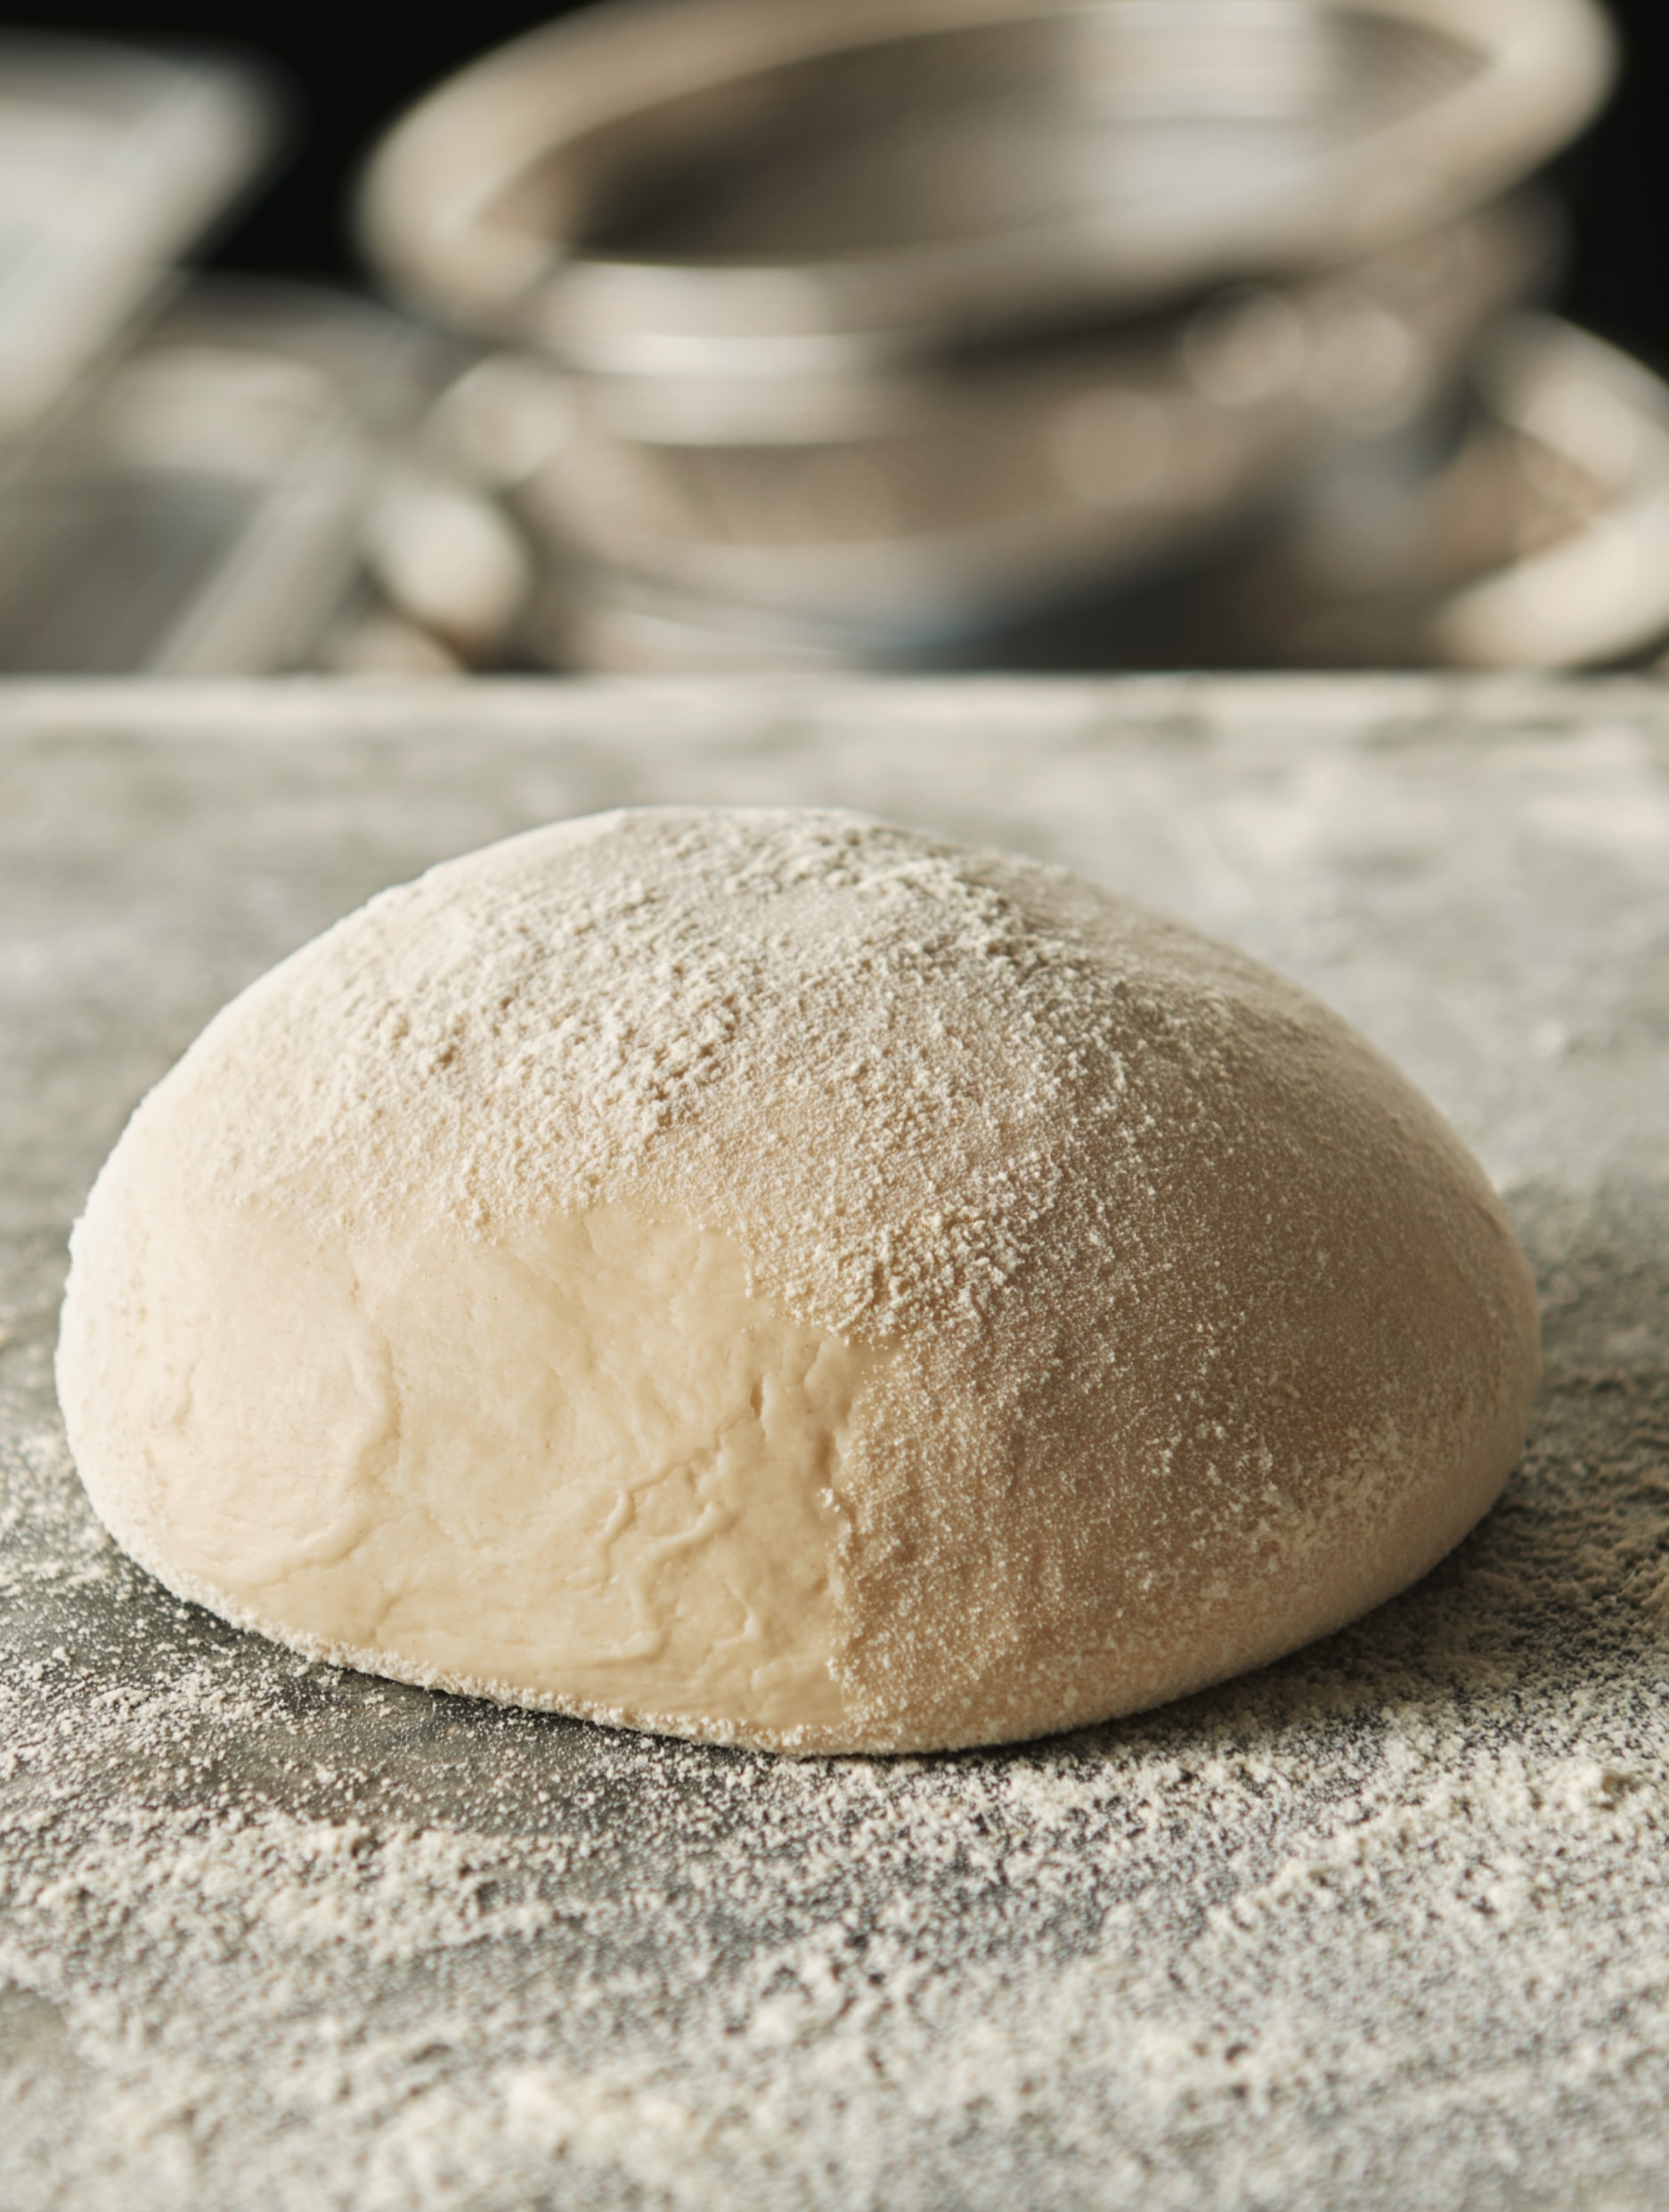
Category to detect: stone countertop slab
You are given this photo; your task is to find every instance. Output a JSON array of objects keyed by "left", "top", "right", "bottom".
[{"left": 2, "top": 674, "right": 1668, "bottom": 2212}]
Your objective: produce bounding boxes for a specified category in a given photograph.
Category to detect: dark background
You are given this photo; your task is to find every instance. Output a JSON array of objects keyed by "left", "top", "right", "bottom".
[{"left": 15, "top": 0, "right": 1669, "bottom": 370}]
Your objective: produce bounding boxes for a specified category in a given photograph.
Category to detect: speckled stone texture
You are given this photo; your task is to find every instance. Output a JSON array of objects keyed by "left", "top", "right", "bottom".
[{"left": 3, "top": 675, "right": 1669, "bottom": 2212}]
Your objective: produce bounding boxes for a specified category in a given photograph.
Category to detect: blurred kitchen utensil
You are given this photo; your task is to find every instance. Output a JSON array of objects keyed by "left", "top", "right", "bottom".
[
  {"left": 359, "top": 465, "right": 533, "bottom": 663},
  {"left": 359, "top": 0, "right": 1611, "bottom": 383},
  {"left": 0, "top": 32, "right": 279, "bottom": 445},
  {"left": 1235, "top": 314, "right": 1669, "bottom": 669},
  {"left": 494, "top": 196, "right": 1550, "bottom": 644},
  {"left": 354, "top": 0, "right": 1660, "bottom": 678},
  {"left": 0, "top": 283, "right": 437, "bottom": 675},
  {"left": 532, "top": 305, "right": 1669, "bottom": 679}
]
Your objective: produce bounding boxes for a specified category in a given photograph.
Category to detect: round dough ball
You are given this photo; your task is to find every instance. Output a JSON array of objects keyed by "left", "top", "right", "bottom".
[{"left": 57, "top": 807, "right": 1538, "bottom": 1754}]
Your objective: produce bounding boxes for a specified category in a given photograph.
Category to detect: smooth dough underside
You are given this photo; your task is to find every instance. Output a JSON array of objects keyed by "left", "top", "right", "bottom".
[{"left": 56, "top": 806, "right": 1542, "bottom": 1753}]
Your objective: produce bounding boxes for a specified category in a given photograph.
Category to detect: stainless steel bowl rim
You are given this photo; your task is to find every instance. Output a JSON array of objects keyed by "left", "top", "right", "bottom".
[{"left": 359, "top": 0, "right": 1614, "bottom": 371}]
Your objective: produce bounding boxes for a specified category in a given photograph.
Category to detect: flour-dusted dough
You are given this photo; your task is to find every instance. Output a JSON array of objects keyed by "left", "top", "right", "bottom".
[{"left": 57, "top": 808, "right": 1538, "bottom": 1753}]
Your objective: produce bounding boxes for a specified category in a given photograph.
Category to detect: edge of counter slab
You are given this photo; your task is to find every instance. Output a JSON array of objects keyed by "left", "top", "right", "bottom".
[{"left": 1, "top": 671, "right": 1668, "bottom": 741}]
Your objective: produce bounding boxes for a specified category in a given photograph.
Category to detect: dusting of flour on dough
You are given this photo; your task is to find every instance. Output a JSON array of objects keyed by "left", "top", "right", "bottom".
[{"left": 177, "top": 809, "right": 1136, "bottom": 1340}]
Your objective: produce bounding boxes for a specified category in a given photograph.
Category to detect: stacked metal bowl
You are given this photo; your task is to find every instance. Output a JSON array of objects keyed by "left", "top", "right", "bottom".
[{"left": 358, "top": 0, "right": 1669, "bottom": 671}]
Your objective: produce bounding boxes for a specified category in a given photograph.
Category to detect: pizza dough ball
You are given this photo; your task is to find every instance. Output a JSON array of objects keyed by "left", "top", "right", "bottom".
[{"left": 57, "top": 808, "right": 1538, "bottom": 1754}]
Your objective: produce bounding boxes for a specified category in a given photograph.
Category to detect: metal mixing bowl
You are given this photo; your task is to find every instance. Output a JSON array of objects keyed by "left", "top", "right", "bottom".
[
  {"left": 527, "top": 309, "right": 1669, "bottom": 677},
  {"left": 496, "top": 196, "right": 1549, "bottom": 638},
  {"left": 360, "top": 0, "right": 1611, "bottom": 380}
]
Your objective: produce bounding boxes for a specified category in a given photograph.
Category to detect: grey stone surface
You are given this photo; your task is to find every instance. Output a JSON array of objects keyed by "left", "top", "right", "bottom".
[{"left": 2, "top": 674, "right": 1668, "bottom": 2210}]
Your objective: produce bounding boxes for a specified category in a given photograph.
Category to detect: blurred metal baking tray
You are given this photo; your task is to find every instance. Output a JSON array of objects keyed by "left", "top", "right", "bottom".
[
  {"left": 359, "top": 0, "right": 1610, "bottom": 378},
  {"left": 506, "top": 197, "right": 1548, "bottom": 638},
  {"left": 0, "top": 33, "right": 278, "bottom": 445},
  {"left": 0, "top": 283, "right": 435, "bottom": 677}
]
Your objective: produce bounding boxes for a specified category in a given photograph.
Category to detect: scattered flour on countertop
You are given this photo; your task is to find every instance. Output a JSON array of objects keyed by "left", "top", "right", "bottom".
[{"left": 4, "top": 1354, "right": 1669, "bottom": 2212}]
